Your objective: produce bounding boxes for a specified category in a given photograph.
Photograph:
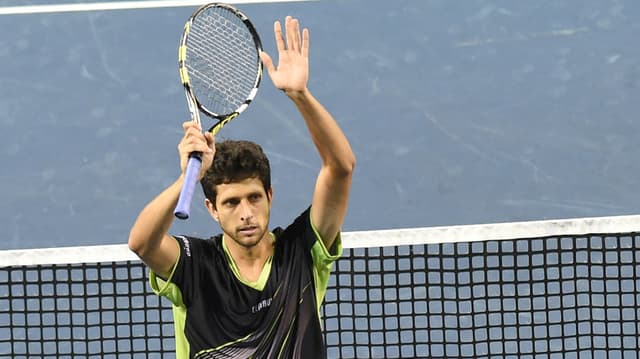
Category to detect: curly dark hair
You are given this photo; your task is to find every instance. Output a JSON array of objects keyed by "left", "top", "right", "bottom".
[{"left": 200, "top": 140, "right": 271, "bottom": 205}]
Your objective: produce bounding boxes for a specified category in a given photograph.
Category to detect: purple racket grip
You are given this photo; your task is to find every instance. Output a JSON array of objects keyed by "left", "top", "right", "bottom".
[{"left": 174, "top": 154, "right": 202, "bottom": 220}]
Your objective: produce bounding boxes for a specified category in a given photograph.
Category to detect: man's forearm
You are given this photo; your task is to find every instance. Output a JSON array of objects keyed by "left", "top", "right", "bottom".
[{"left": 288, "top": 89, "right": 355, "bottom": 173}]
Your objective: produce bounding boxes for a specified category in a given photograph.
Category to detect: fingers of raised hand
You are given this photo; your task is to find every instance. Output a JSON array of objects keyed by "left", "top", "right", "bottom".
[
  {"left": 259, "top": 50, "right": 275, "bottom": 72},
  {"left": 301, "top": 28, "right": 309, "bottom": 58},
  {"left": 274, "top": 20, "right": 285, "bottom": 52},
  {"left": 275, "top": 16, "right": 304, "bottom": 53},
  {"left": 286, "top": 16, "right": 301, "bottom": 51}
]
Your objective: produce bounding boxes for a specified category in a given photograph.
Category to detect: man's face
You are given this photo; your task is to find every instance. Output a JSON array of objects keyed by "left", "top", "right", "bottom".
[{"left": 207, "top": 177, "right": 272, "bottom": 248}]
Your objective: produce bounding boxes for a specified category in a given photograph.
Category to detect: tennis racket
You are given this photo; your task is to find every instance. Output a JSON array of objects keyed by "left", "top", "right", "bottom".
[{"left": 174, "top": 3, "right": 263, "bottom": 220}]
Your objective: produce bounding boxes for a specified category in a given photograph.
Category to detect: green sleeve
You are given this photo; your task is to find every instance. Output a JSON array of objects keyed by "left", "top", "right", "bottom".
[
  {"left": 309, "top": 214, "right": 343, "bottom": 311},
  {"left": 149, "top": 250, "right": 191, "bottom": 358}
]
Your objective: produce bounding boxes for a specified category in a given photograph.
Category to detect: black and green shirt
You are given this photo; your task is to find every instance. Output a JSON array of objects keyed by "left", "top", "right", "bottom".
[{"left": 150, "top": 207, "right": 342, "bottom": 358}]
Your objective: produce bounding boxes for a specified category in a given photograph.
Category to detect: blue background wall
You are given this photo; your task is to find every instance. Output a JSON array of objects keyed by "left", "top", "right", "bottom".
[{"left": 1, "top": 0, "right": 639, "bottom": 249}]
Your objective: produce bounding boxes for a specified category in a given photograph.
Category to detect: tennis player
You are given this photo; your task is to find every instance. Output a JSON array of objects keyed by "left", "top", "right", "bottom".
[{"left": 128, "top": 16, "right": 355, "bottom": 359}]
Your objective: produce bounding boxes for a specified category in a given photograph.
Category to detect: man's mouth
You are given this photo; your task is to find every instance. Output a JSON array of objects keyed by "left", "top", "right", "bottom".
[{"left": 238, "top": 226, "right": 258, "bottom": 235}]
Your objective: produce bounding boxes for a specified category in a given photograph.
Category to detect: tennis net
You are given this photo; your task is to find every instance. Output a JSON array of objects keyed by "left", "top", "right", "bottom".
[{"left": 2, "top": 214, "right": 640, "bottom": 358}]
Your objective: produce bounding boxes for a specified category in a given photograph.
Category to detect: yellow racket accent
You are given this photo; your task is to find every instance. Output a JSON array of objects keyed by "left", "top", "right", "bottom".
[
  {"left": 178, "top": 45, "right": 188, "bottom": 62},
  {"left": 178, "top": 44, "right": 190, "bottom": 84},
  {"left": 179, "top": 67, "right": 190, "bottom": 84},
  {"left": 209, "top": 113, "right": 238, "bottom": 135}
]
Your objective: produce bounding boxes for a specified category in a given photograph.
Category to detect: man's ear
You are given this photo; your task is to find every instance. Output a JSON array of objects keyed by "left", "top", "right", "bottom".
[{"left": 205, "top": 198, "right": 219, "bottom": 222}]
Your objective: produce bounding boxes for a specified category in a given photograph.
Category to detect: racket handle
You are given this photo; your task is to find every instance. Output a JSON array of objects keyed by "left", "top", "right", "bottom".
[{"left": 174, "top": 153, "right": 202, "bottom": 220}]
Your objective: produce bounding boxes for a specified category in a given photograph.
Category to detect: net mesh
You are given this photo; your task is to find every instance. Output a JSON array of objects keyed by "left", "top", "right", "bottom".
[
  {"left": 2, "top": 216, "right": 640, "bottom": 358},
  {"left": 323, "top": 235, "right": 640, "bottom": 359},
  {"left": 1, "top": 262, "right": 173, "bottom": 358}
]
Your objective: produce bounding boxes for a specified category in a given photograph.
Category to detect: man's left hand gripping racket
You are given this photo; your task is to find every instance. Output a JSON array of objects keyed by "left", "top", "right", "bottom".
[{"left": 174, "top": 3, "right": 263, "bottom": 220}]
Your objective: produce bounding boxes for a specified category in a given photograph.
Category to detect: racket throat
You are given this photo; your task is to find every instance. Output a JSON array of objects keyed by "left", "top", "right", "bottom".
[{"left": 208, "top": 113, "right": 238, "bottom": 135}]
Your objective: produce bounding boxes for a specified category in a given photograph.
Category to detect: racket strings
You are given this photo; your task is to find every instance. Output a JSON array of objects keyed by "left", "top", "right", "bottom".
[
  {"left": 187, "top": 9, "right": 259, "bottom": 115},
  {"left": 188, "top": 32, "right": 255, "bottom": 96}
]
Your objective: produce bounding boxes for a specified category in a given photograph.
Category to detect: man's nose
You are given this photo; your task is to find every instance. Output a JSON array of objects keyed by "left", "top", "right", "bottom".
[{"left": 239, "top": 200, "right": 253, "bottom": 221}]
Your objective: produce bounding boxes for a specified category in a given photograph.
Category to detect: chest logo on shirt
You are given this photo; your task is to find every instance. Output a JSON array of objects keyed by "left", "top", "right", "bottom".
[{"left": 251, "top": 297, "right": 273, "bottom": 314}]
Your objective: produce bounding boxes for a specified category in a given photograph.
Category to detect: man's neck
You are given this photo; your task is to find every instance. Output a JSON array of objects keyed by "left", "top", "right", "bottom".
[{"left": 223, "top": 232, "right": 274, "bottom": 282}]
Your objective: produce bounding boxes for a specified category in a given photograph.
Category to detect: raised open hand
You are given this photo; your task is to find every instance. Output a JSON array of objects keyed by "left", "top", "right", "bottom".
[{"left": 259, "top": 16, "right": 309, "bottom": 95}]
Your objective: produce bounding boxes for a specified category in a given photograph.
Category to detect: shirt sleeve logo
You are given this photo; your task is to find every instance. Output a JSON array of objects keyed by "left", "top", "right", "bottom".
[{"left": 177, "top": 236, "right": 192, "bottom": 257}]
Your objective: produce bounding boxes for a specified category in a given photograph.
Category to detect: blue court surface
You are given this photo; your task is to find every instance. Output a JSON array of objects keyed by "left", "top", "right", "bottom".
[{"left": 1, "top": 0, "right": 639, "bottom": 250}]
